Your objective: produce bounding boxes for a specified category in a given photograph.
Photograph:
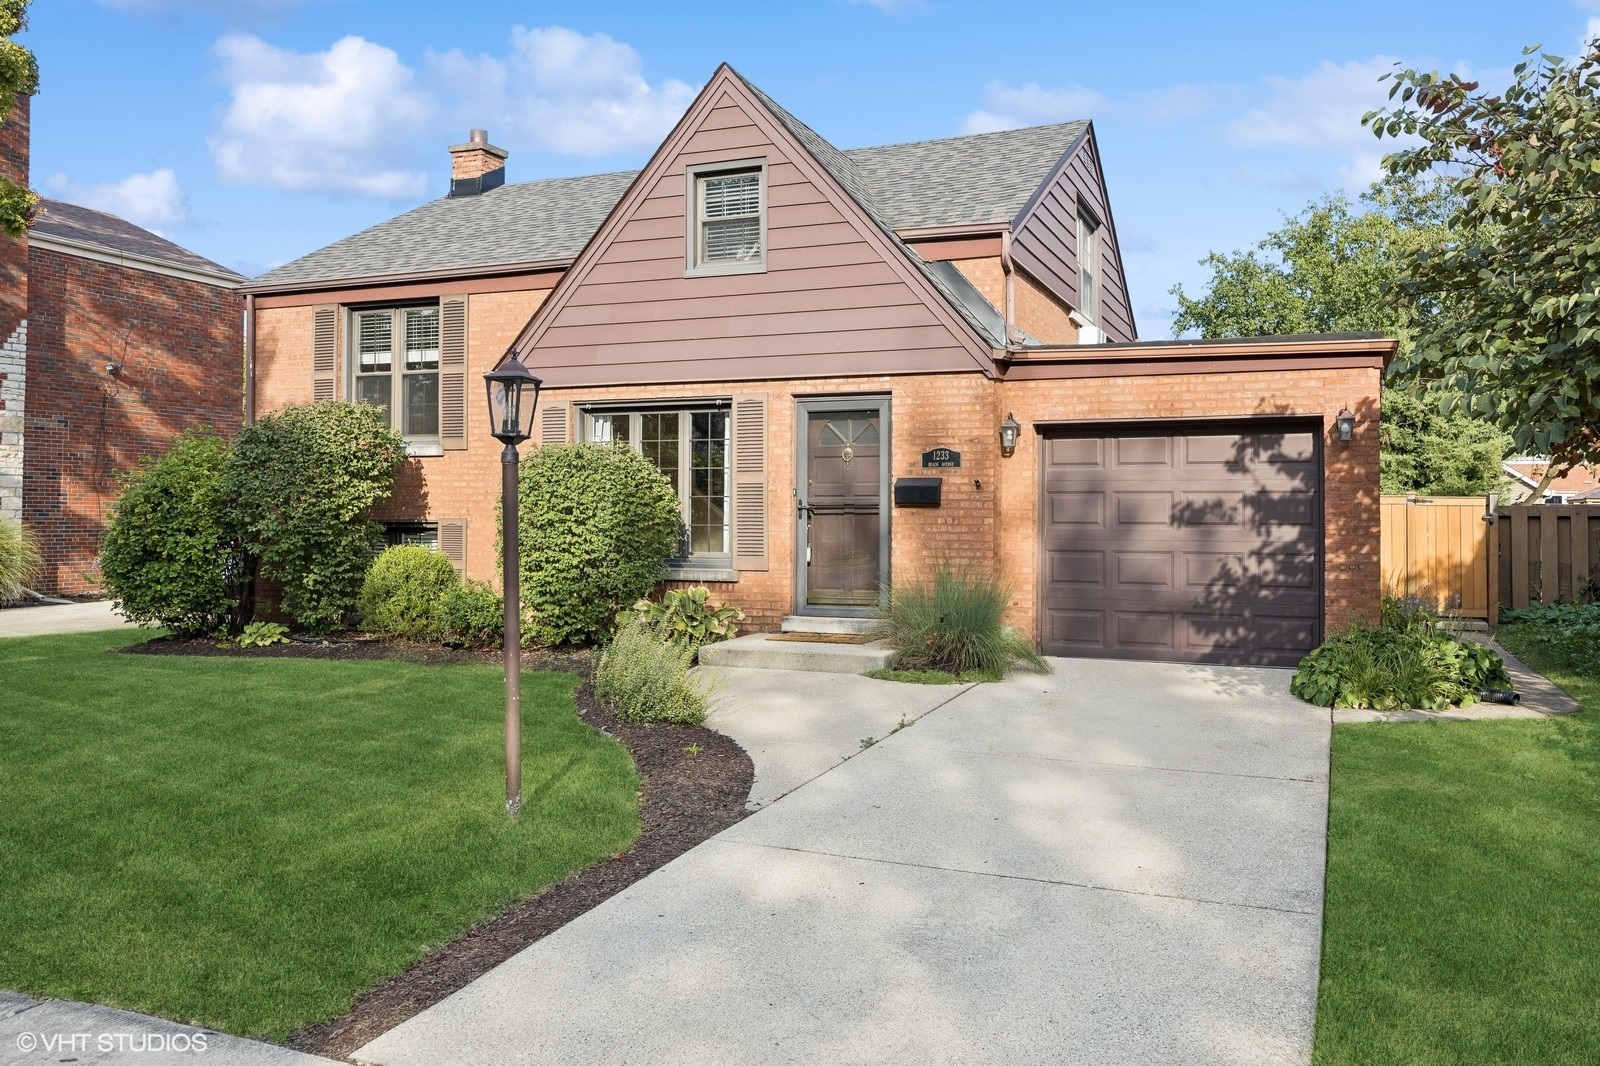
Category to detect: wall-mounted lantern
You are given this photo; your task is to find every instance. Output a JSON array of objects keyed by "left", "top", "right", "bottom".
[
  {"left": 1335, "top": 407, "right": 1356, "bottom": 443},
  {"left": 999, "top": 412, "right": 1021, "bottom": 458}
]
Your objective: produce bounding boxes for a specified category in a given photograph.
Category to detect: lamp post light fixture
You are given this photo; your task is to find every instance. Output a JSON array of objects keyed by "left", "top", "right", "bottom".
[
  {"left": 1335, "top": 407, "right": 1356, "bottom": 444},
  {"left": 484, "top": 354, "right": 543, "bottom": 817},
  {"left": 999, "top": 413, "right": 1022, "bottom": 458}
]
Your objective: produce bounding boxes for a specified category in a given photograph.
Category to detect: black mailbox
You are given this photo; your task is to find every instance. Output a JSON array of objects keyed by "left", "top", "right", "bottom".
[{"left": 893, "top": 477, "right": 943, "bottom": 507}]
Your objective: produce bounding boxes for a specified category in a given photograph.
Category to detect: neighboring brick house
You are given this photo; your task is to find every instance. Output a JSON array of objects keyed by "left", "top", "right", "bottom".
[
  {"left": 0, "top": 94, "right": 244, "bottom": 595},
  {"left": 1502, "top": 458, "right": 1600, "bottom": 504},
  {"left": 246, "top": 65, "right": 1390, "bottom": 666}
]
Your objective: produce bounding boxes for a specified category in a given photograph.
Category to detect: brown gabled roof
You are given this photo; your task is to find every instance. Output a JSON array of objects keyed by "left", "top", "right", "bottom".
[
  {"left": 1504, "top": 459, "right": 1600, "bottom": 499},
  {"left": 246, "top": 88, "right": 1090, "bottom": 292},
  {"left": 31, "top": 199, "right": 243, "bottom": 282}
]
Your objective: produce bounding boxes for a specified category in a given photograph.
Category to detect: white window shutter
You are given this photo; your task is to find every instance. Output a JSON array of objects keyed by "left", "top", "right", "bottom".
[
  {"left": 439, "top": 297, "right": 468, "bottom": 450},
  {"left": 731, "top": 393, "right": 769, "bottom": 571},
  {"left": 312, "top": 305, "right": 337, "bottom": 401}
]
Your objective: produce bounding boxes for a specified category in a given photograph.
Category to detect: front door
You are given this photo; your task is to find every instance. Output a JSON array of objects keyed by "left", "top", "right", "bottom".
[{"left": 798, "top": 400, "right": 889, "bottom": 611}]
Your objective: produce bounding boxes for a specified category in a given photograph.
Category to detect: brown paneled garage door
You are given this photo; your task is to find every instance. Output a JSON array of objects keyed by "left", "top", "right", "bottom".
[{"left": 1039, "top": 423, "right": 1322, "bottom": 666}]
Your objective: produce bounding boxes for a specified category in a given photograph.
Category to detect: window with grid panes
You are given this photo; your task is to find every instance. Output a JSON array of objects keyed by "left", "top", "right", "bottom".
[
  {"left": 352, "top": 305, "right": 440, "bottom": 439},
  {"left": 688, "top": 162, "right": 765, "bottom": 274},
  {"left": 587, "top": 408, "right": 731, "bottom": 561}
]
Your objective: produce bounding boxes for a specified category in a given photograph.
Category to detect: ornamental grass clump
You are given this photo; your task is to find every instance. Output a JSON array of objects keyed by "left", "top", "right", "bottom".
[
  {"left": 0, "top": 515, "right": 41, "bottom": 602},
  {"left": 358, "top": 545, "right": 461, "bottom": 640},
  {"left": 870, "top": 563, "right": 1049, "bottom": 679},
  {"left": 593, "top": 615, "right": 714, "bottom": 725}
]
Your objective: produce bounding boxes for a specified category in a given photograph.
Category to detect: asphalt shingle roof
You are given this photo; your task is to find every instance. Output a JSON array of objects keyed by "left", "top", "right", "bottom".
[
  {"left": 249, "top": 88, "right": 1087, "bottom": 297},
  {"left": 33, "top": 199, "right": 243, "bottom": 280}
]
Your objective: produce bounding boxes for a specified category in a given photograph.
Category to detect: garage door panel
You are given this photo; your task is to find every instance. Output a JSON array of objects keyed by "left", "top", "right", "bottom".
[
  {"left": 1184, "top": 553, "right": 1245, "bottom": 590},
  {"left": 1114, "top": 492, "right": 1174, "bottom": 527},
  {"left": 1047, "top": 491, "right": 1105, "bottom": 529},
  {"left": 1259, "top": 430, "right": 1318, "bottom": 464},
  {"left": 1046, "top": 436, "right": 1104, "bottom": 468},
  {"left": 1113, "top": 611, "right": 1175, "bottom": 650},
  {"left": 1114, "top": 436, "right": 1171, "bottom": 467},
  {"left": 1041, "top": 423, "right": 1322, "bottom": 666},
  {"left": 1114, "top": 551, "right": 1175, "bottom": 589},
  {"left": 1180, "top": 614, "right": 1249, "bottom": 654},
  {"left": 1046, "top": 609, "right": 1106, "bottom": 649},
  {"left": 1177, "top": 491, "right": 1244, "bottom": 526},
  {"left": 1048, "top": 550, "right": 1105, "bottom": 587},
  {"left": 1182, "top": 433, "right": 1250, "bottom": 468},
  {"left": 1255, "top": 492, "right": 1317, "bottom": 528}
]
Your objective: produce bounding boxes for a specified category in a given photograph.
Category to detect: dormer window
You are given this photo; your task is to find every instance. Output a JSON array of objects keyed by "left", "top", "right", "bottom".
[{"left": 687, "top": 160, "right": 766, "bottom": 276}]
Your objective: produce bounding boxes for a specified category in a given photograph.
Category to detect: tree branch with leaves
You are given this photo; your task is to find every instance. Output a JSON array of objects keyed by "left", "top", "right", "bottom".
[
  {"left": 1366, "top": 42, "right": 1600, "bottom": 495},
  {"left": 0, "top": 0, "right": 37, "bottom": 238}
]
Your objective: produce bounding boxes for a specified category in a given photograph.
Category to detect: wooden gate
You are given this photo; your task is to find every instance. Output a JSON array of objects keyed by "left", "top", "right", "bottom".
[
  {"left": 1496, "top": 505, "right": 1600, "bottom": 609},
  {"left": 1380, "top": 495, "right": 1496, "bottom": 622}
]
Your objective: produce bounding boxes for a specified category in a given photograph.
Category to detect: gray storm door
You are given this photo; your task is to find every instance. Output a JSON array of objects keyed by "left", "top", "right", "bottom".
[{"left": 797, "top": 399, "right": 890, "bottom": 611}]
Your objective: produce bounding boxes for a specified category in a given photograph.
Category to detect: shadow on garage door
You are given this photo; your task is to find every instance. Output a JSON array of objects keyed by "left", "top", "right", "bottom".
[{"left": 1038, "top": 420, "right": 1322, "bottom": 667}]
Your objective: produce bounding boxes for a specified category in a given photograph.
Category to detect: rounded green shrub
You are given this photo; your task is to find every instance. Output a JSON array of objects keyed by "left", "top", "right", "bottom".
[
  {"left": 359, "top": 545, "right": 460, "bottom": 640},
  {"left": 0, "top": 515, "right": 41, "bottom": 602},
  {"left": 100, "top": 430, "right": 248, "bottom": 637},
  {"left": 224, "top": 401, "right": 406, "bottom": 634},
  {"left": 517, "top": 443, "right": 683, "bottom": 647},
  {"left": 439, "top": 580, "right": 504, "bottom": 647}
]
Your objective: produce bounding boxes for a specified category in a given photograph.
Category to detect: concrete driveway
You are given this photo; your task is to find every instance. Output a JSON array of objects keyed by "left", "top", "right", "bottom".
[{"left": 357, "top": 659, "right": 1330, "bottom": 1066}]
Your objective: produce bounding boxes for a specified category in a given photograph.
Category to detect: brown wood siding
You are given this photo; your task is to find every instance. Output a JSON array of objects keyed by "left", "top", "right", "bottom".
[
  {"left": 1012, "top": 131, "right": 1136, "bottom": 343},
  {"left": 515, "top": 82, "right": 990, "bottom": 389}
]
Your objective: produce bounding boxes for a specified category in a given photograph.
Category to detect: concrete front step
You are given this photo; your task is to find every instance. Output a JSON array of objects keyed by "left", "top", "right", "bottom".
[
  {"left": 779, "top": 614, "right": 877, "bottom": 635},
  {"left": 700, "top": 632, "right": 898, "bottom": 674}
]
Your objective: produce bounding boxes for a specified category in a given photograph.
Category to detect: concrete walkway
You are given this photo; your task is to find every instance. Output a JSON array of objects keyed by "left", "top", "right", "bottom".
[
  {"left": 357, "top": 659, "right": 1330, "bottom": 1066},
  {"left": 0, "top": 600, "right": 138, "bottom": 638},
  {"left": 0, "top": 992, "right": 340, "bottom": 1066}
]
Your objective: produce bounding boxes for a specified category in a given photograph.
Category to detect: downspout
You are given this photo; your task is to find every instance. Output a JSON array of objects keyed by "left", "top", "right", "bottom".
[{"left": 243, "top": 292, "right": 256, "bottom": 427}]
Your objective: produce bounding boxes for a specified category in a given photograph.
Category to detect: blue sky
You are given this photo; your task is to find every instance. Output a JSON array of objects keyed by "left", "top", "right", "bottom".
[{"left": 18, "top": 0, "right": 1600, "bottom": 336}]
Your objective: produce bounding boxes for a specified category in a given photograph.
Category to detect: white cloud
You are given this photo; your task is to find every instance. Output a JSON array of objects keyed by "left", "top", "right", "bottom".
[
  {"left": 961, "top": 79, "right": 1212, "bottom": 134},
  {"left": 208, "top": 33, "right": 435, "bottom": 199},
  {"left": 429, "top": 27, "right": 696, "bottom": 157},
  {"left": 44, "top": 169, "right": 189, "bottom": 233},
  {"left": 1227, "top": 57, "right": 1401, "bottom": 153}
]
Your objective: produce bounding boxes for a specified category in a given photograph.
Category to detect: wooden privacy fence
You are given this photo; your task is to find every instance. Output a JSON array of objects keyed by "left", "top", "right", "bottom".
[
  {"left": 1497, "top": 505, "right": 1600, "bottom": 610},
  {"left": 1380, "top": 495, "right": 1496, "bottom": 622}
]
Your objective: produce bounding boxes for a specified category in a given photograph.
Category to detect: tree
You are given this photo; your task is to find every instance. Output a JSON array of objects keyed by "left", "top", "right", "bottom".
[
  {"left": 1170, "top": 182, "right": 1509, "bottom": 496},
  {"left": 0, "top": 0, "right": 38, "bottom": 238},
  {"left": 1365, "top": 42, "right": 1600, "bottom": 494}
]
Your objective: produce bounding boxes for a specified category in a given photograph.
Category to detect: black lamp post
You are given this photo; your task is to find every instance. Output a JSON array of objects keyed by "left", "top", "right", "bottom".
[{"left": 484, "top": 354, "right": 543, "bottom": 817}]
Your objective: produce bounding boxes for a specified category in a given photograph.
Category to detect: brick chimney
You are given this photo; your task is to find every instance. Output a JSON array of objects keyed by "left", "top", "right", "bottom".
[{"left": 448, "top": 129, "right": 507, "bottom": 197}]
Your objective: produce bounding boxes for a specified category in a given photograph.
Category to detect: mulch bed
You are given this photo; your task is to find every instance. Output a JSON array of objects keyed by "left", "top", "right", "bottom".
[{"left": 122, "top": 634, "right": 754, "bottom": 1061}]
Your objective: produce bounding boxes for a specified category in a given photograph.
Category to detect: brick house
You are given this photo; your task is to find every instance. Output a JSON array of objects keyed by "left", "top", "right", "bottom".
[
  {"left": 245, "top": 66, "right": 1389, "bottom": 665},
  {"left": 0, "top": 96, "right": 246, "bottom": 596}
]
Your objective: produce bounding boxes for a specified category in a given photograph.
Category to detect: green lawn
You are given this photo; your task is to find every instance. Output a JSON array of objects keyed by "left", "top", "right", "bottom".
[
  {"left": 1314, "top": 628, "right": 1600, "bottom": 1064},
  {"left": 0, "top": 630, "right": 639, "bottom": 1040}
]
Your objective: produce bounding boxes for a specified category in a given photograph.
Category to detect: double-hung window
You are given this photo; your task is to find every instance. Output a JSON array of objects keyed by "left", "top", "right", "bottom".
[
  {"left": 1077, "top": 207, "right": 1101, "bottom": 324},
  {"left": 586, "top": 406, "right": 732, "bottom": 564},
  {"left": 352, "top": 304, "right": 440, "bottom": 440},
  {"left": 687, "top": 160, "right": 766, "bottom": 275}
]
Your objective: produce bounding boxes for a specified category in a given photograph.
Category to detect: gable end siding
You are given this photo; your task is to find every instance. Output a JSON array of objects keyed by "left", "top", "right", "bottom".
[
  {"left": 1011, "top": 132, "right": 1136, "bottom": 343},
  {"left": 509, "top": 81, "right": 993, "bottom": 389}
]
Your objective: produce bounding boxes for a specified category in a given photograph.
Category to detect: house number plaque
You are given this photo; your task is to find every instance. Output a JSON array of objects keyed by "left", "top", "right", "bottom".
[{"left": 921, "top": 447, "right": 961, "bottom": 468}]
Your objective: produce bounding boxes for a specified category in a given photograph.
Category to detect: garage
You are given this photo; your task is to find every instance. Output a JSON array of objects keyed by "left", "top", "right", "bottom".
[{"left": 1039, "top": 421, "right": 1323, "bottom": 666}]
